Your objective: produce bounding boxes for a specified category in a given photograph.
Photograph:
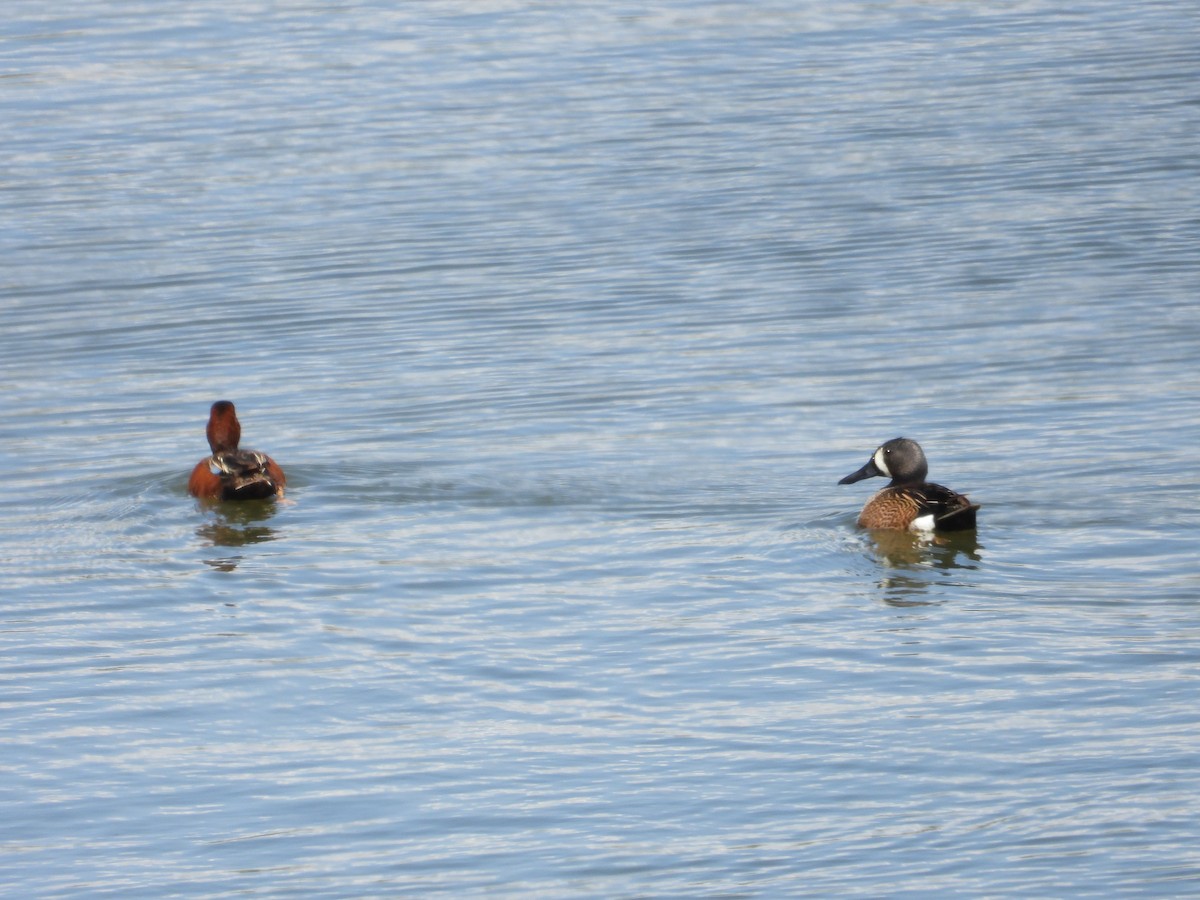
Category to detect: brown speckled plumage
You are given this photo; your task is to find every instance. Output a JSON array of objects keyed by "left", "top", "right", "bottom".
[{"left": 854, "top": 483, "right": 977, "bottom": 530}]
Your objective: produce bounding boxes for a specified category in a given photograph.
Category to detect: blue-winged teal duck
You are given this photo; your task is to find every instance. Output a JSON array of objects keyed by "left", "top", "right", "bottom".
[{"left": 838, "top": 437, "right": 978, "bottom": 531}]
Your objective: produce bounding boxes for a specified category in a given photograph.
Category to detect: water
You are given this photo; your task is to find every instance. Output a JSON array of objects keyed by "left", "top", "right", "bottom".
[{"left": 3, "top": 1, "right": 1200, "bottom": 896}]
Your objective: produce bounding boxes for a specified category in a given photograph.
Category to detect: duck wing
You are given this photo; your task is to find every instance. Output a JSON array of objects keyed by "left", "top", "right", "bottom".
[
  {"left": 211, "top": 449, "right": 281, "bottom": 500},
  {"left": 917, "top": 482, "right": 979, "bottom": 531}
]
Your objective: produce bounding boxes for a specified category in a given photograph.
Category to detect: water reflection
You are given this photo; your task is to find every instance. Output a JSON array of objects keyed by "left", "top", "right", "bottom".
[
  {"left": 863, "top": 529, "right": 982, "bottom": 606},
  {"left": 196, "top": 500, "right": 279, "bottom": 571}
]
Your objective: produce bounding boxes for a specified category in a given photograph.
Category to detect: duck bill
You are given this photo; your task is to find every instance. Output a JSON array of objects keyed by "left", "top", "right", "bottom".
[{"left": 838, "top": 457, "right": 884, "bottom": 485}]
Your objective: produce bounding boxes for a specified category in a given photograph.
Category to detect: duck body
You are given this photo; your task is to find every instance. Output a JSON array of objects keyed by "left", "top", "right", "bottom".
[
  {"left": 839, "top": 437, "right": 977, "bottom": 532},
  {"left": 188, "top": 400, "right": 286, "bottom": 501}
]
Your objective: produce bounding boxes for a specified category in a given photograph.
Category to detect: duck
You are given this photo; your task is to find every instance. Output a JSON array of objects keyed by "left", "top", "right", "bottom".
[
  {"left": 838, "top": 437, "right": 977, "bottom": 531},
  {"left": 188, "top": 401, "right": 286, "bottom": 501}
]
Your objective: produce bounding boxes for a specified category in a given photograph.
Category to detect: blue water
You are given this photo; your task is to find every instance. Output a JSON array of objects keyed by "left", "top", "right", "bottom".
[{"left": 3, "top": 2, "right": 1200, "bottom": 896}]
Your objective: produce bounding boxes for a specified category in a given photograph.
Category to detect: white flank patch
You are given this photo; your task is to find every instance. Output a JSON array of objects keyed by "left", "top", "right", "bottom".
[{"left": 909, "top": 514, "right": 936, "bottom": 532}]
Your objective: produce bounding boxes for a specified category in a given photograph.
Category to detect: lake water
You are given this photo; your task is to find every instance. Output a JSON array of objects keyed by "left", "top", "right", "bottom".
[{"left": 3, "top": 1, "right": 1199, "bottom": 896}]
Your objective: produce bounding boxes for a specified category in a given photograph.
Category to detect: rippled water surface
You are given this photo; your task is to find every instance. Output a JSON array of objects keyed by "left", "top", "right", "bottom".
[{"left": 3, "top": 1, "right": 1200, "bottom": 896}]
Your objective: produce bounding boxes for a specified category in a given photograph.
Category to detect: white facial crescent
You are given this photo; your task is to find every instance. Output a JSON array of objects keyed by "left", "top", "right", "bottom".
[{"left": 872, "top": 446, "right": 891, "bottom": 477}]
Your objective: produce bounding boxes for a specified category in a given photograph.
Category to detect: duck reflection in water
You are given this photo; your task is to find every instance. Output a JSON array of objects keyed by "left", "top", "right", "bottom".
[
  {"left": 863, "top": 529, "right": 983, "bottom": 607},
  {"left": 197, "top": 500, "right": 279, "bottom": 571}
]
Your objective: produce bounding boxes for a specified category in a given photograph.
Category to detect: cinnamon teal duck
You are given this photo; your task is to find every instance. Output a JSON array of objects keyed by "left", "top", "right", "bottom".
[{"left": 188, "top": 401, "right": 286, "bottom": 501}]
